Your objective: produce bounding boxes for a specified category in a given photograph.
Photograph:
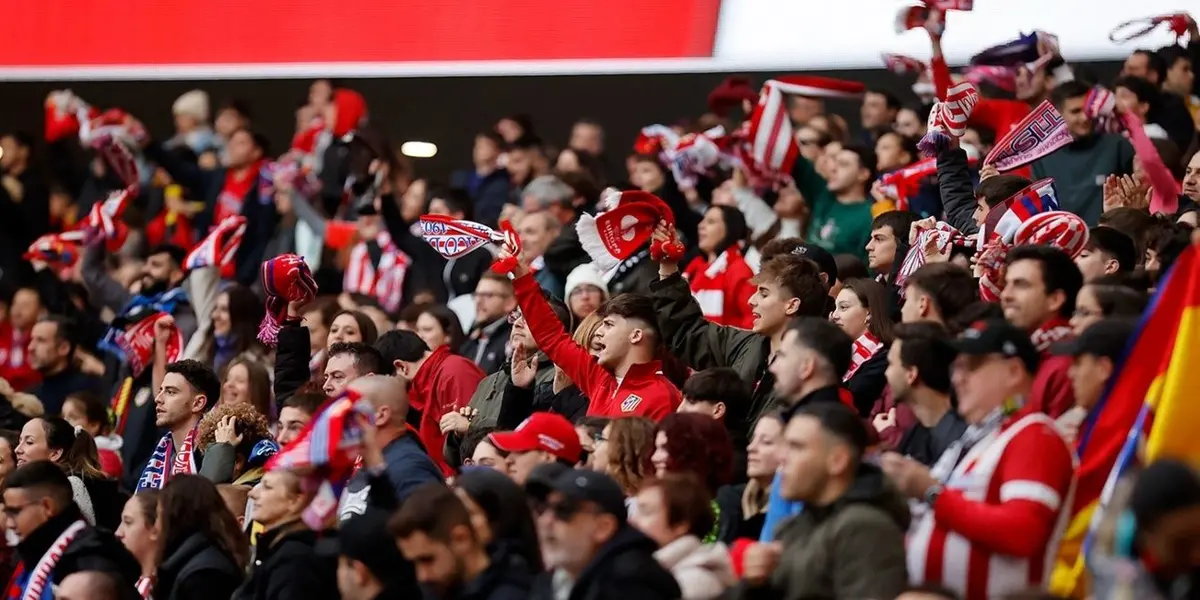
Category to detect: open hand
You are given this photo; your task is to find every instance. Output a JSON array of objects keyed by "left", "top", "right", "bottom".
[
  {"left": 215, "top": 415, "right": 243, "bottom": 446},
  {"left": 979, "top": 163, "right": 999, "bottom": 181},
  {"left": 511, "top": 343, "right": 539, "bottom": 389}
]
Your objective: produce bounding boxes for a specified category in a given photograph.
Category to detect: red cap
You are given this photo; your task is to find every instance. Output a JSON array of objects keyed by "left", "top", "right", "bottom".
[{"left": 489, "top": 413, "right": 582, "bottom": 464}]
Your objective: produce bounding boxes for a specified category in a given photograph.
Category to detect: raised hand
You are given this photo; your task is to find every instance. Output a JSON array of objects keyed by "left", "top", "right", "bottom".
[
  {"left": 511, "top": 343, "right": 539, "bottom": 389},
  {"left": 154, "top": 315, "right": 176, "bottom": 346},
  {"left": 498, "top": 232, "right": 529, "bottom": 277}
]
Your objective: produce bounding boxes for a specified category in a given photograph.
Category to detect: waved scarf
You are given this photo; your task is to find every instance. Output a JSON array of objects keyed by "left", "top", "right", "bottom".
[
  {"left": 418, "top": 215, "right": 521, "bottom": 274},
  {"left": 184, "top": 215, "right": 246, "bottom": 280},
  {"left": 136, "top": 428, "right": 198, "bottom": 492},
  {"left": 344, "top": 230, "right": 410, "bottom": 313},
  {"left": 257, "top": 254, "right": 318, "bottom": 347},
  {"left": 266, "top": 389, "right": 374, "bottom": 528},
  {"left": 574, "top": 189, "right": 684, "bottom": 272},
  {"left": 99, "top": 288, "right": 189, "bottom": 362},
  {"left": 844, "top": 332, "right": 883, "bottom": 382},
  {"left": 634, "top": 124, "right": 731, "bottom": 189},
  {"left": 1031, "top": 317, "right": 1073, "bottom": 353},
  {"left": 5, "top": 519, "right": 88, "bottom": 600},
  {"left": 1083, "top": 86, "right": 1122, "bottom": 134},
  {"left": 984, "top": 100, "right": 1073, "bottom": 172},
  {"left": 918, "top": 82, "right": 979, "bottom": 156},
  {"left": 895, "top": 221, "right": 976, "bottom": 294},
  {"left": 1109, "top": 13, "right": 1191, "bottom": 43}
]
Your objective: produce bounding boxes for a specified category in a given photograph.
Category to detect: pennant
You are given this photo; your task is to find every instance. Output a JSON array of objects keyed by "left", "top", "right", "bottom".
[
  {"left": 184, "top": 215, "right": 246, "bottom": 278},
  {"left": 267, "top": 389, "right": 375, "bottom": 529},
  {"left": 918, "top": 82, "right": 979, "bottom": 156},
  {"left": 113, "top": 312, "right": 181, "bottom": 378},
  {"left": 258, "top": 254, "right": 319, "bottom": 347},
  {"left": 418, "top": 215, "right": 522, "bottom": 274},
  {"left": 576, "top": 189, "right": 683, "bottom": 272},
  {"left": 1109, "top": 13, "right": 1192, "bottom": 43},
  {"left": 984, "top": 100, "right": 1073, "bottom": 172}
]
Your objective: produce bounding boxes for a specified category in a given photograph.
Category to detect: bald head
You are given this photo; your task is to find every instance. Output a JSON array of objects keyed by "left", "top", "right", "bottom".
[
  {"left": 57, "top": 571, "right": 121, "bottom": 600},
  {"left": 349, "top": 374, "right": 409, "bottom": 429}
]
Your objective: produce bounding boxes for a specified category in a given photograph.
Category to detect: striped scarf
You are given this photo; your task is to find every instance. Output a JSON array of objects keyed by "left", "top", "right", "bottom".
[
  {"left": 1031, "top": 317, "right": 1073, "bottom": 353},
  {"left": 5, "top": 520, "right": 87, "bottom": 600},
  {"left": 137, "top": 429, "right": 197, "bottom": 492},
  {"left": 845, "top": 332, "right": 883, "bottom": 382},
  {"left": 344, "top": 231, "right": 409, "bottom": 313}
]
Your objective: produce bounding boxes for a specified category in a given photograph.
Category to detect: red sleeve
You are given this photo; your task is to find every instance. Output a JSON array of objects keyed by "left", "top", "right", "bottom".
[
  {"left": 641, "top": 385, "right": 681, "bottom": 421},
  {"left": 969, "top": 98, "right": 1028, "bottom": 137},
  {"left": 1031, "top": 356, "right": 1076, "bottom": 419},
  {"left": 727, "top": 263, "right": 757, "bottom": 330},
  {"left": 513, "top": 273, "right": 611, "bottom": 398},
  {"left": 1119, "top": 111, "right": 1181, "bottom": 214},
  {"left": 933, "top": 422, "right": 1075, "bottom": 557},
  {"left": 931, "top": 54, "right": 952, "bottom": 101}
]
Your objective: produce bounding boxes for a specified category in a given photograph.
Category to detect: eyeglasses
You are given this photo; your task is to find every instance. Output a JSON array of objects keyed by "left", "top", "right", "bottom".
[{"left": 507, "top": 308, "right": 524, "bottom": 325}]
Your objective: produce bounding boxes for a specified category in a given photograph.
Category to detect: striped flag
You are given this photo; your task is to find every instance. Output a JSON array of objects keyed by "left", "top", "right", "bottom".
[{"left": 184, "top": 215, "right": 246, "bottom": 277}]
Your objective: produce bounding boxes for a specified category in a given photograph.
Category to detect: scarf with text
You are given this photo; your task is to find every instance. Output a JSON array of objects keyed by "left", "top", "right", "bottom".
[
  {"left": 576, "top": 189, "right": 684, "bottom": 272},
  {"left": 845, "top": 331, "right": 883, "bottom": 382},
  {"left": 5, "top": 519, "right": 88, "bottom": 600},
  {"left": 418, "top": 215, "right": 521, "bottom": 274},
  {"left": 984, "top": 100, "right": 1073, "bottom": 171},
  {"left": 137, "top": 428, "right": 198, "bottom": 492}
]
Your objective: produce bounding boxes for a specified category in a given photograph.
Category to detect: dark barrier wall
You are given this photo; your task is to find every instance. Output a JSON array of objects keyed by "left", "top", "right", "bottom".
[{"left": 0, "top": 62, "right": 1120, "bottom": 183}]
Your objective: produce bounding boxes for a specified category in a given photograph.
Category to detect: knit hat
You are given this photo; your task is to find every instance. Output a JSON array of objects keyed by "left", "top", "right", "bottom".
[
  {"left": 172, "top": 90, "right": 210, "bottom": 122},
  {"left": 564, "top": 263, "right": 610, "bottom": 301},
  {"left": 257, "top": 254, "right": 319, "bottom": 347},
  {"left": 707, "top": 76, "right": 759, "bottom": 118}
]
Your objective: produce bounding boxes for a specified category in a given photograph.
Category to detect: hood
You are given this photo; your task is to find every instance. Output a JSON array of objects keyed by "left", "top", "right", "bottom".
[
  {"left": 331, "top": 90, "right": 367, "bottom": 137},
  {"left": 829, "top": 463, "right": 912, "bottom": 531},
  {"left": 654, "top": 535, "right": 738, "bottom": 586}
]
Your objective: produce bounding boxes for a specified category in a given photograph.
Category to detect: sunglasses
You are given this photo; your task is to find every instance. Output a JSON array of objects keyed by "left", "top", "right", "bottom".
[{"left": 507, "top": 308, "right": 524, "bottom": 325}]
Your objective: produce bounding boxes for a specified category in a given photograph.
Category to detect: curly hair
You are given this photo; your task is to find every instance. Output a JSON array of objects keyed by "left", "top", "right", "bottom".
[
  {"left": 605, "top": 417, "right": 656, "bottom": 495},
  {"left": 197, "top": 401, "right": 273, "bottom": 462},
  {"left": 656, "top": 412, "right": 735, "bottom": 495}
]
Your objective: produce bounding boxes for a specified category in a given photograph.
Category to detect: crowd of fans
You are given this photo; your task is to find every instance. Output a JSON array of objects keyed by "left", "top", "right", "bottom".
[{"left": 0, "top": 6, "right": 1198, "bottom": 600}]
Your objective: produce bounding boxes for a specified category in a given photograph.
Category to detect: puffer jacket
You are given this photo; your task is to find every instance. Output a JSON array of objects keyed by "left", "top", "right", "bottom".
[{"left": 655, "top": 535, "right": 736, "bottom": 600}]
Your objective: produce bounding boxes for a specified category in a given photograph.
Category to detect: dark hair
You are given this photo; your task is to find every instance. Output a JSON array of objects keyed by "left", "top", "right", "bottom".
[
  {"left": 475, "top": 130, "right": 505, "bottom": 149},
  {"left": 598, "top": 294, "right": 659, "bottom": 343},
  {"left": 787, "top": 317, "right": 854, "bottom": 380},
  {"left": 871, "top": 210, "right": 918, "bottom": 243},
  {"left": 1147, "top": 220, "right": 1195, "bottom": 280},
  {"left": 790, "top": 401, "right": 869, "bottom": 465},
  {"left": 905, "top": 263, "right": 979, "bottom": 323},
  {"left": 132, "top": 490, "right": 159, "bottom": 527},
  {"left": 656, "top": 413, "right": 734, "bottom": 495},
  {"left": 757, "top": 255, "right": 828, "bottom": 318},
  {"left": 834, "top": 254, "right": 868, "bottom": 282},
  {"left": 331, "top": 309, "right": 379, "bottom": 346},
  {"left": 221, "top": 357, "right": 273, "bottom": 419},
  {"left": 841, "top": 144, "right": 879, "bottom": 183},
  {"left": 165, "top": 359, "right": 222, "bottom": 412},
  {"left": 282, "top": 385, "right": 326, "bottom": 416},
  {"left": 1157, "top": 45, "right": 1191, "bottom": 72},
  {"left": 557, "top": 170, "right": 601, "bottom": 209},
  {"left": 417, "top": 305, "right": 467, "bottom": 352},
  {"left": 975, "top": 175, "right": 1032, "bottom": 208},
  {"left": 500, "top": 114, "right": 536, "bottom": 138},
  {"left": 868, "top": 89, "right": 903, "bottom": 112},
  {"left": 455, "top": 468, "right": 544, "bottom": 571},
  {"left": 35, "top": 417, "right": 105, "bottom": 480},
  {"left": 2, "top": 460, "right": 73, "bottom": 508},
  {"left": 219, "top": 98, "right": 253, "bottom": 120},
  {"left": 878, "top": 132, "right": 920, "bottom": 166},
  {"left": 428, "top": 186, "right": 473, "bottom": 220},
  {"left": 950, "top": 301, "right": 1006, "bottom": 334},
  {"left": 903, "top": 583, "right": 961, "bottom": 599},
  {"left": 460, "top": 426, "right": 502, "bottom": 470},
  {"left": 840, "top": 278, "right": 896, "bottom": 345},
  {"left": 36, "top": 315, "right": 76, "bottom": 361},
  {"left": 641, "top": 473, "right": 716, "bottom": 539},
  {"left": 146, "top": 243, "right": 187, "bottom": 268},
  {"left": 1130, "top": 48, "right": 1169, "bottom": 83},
  {"left": 893, "top": 322, "right": 955, "bottom": 394},
  {"left": 230, "top": 128, "right": 271, "bottom": 156},
  {"left": 1083, "top": 278, "right": 1149, "bottom": 318},
  {"left": 374, "top": 330, "right": 430, "bottom": 365},
  {"left": 155, "top": 475, "right": 249, "bottom": 597},
  {"left": 606, "top": 417, "right": 657, "bottom": 495},
  {"left": 1100, "top": 208, "right": 1158, "bottom": 255},
  {"left": 704, "top": 206, "right": 750, "bottom": 257},
  {"left": 759, "top": 237, "right": 805, "bottom": 261},
  {"left": 204, "top": 284, "right": 266, "bottom": 365},
  {"left": 1004, "top": 245, "right": 1085, "bottom": 320},
  {"left": 1051, "top": 80, "right": 1094, "bottom": 109},
  {"left": 682, "top": 367, "right": 751, "bottom": 411},
  {"left": 1113, "top": 75, "right": 1160, "bottom": 112},
  {"left": 0, "top": 429, "right": 18, "bottom": 466},
  {"left": 64, "top": 391, "right": 111, "bottom": 436},
  {"left": 389, "top": 482, "right": 472, "bottom": 542},
  {"left": 327, "top": 342, "right": 386, "bottom": 376}
]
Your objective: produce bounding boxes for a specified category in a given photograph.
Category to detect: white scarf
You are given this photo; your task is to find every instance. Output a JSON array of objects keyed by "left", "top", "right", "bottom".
[{"left": 20, "top": 519, "right": 87, "bottom": 600}]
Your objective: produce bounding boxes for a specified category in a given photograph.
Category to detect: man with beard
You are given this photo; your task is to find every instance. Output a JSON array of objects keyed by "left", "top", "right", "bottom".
[{"left": 884, "top": 322, "right": 966, "bottom": 466}]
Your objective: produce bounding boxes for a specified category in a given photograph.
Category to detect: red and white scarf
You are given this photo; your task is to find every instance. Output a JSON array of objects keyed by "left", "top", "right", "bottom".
[
  {"left": 135, "top": 576, "right": 153, "bottom": 599},
  {"left": 214, "top": 160, "right": 266, "bottom": 225},
  {"left": 344, "top": 231, "right": 409, "bottom": 313},
  {"left": 685, "top": 250, "right": 734, "bottom": 322},
  {"left": 136, "top": 428, "right": 197, "bottom": 492},
  {"left": 1030, "top": 317, "right": 1073, "bottom": 353},
  {"left": 9, "top": 519, "right": 87, "bottom": 600},
  {"left": 0, "top": 325, "right": 28, "bottom": 371},
  {"left": 845, "top": 332, "right": 883, "bottom": 381}
]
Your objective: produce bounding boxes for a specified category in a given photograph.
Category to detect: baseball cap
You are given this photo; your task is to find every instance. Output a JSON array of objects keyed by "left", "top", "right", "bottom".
[
  {"left": 524, "top": 462, "right": 572, "bottom": 500},
  {"left": 542, "top": 468, "right": 628, "bottom": 521},
  {"left": 1087, "top": 227, "right": 1137, "bottom": 273},
  {"left": 949, "top": 319, "right": 1040, "bottom": 375},
  {"left": 488, "top": 412, "right": 582, "bottom": 464},
  {"left": 791, "top": 243, "right": 839, "bottom": 283},
  {"left": 315, "top": 508, "right": 413, "bottom": 587},
  {"left": 1050, "top": 318, "right": 1136, "bottom": 362}
]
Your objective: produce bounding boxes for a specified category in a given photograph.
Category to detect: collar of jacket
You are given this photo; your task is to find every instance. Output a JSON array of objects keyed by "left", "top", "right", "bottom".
[
  {"left": 622, "top": 360, "right": 665, "bottom": 380},
  {"left": 782, "top": 384, "right": 845, "bottom": 421},
  {"left": 16, "top": 504, "right": 86, "bottom": 563}
]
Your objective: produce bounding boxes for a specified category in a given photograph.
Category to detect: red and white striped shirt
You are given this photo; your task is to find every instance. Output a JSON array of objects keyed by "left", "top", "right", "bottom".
[
  {"left": 343, "top": 231, "right": 409, "bottom": 313},
  {"left": 907, "top": 412, "right": 1077, "bottom": 600}
]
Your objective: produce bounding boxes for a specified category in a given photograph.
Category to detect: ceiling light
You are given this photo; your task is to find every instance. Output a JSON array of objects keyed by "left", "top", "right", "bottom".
[{"left": 400, "top": 141, "right": 437, "bottom": 158}]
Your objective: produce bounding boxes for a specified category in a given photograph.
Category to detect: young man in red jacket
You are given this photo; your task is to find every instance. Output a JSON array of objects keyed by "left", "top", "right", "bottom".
[{"left": 501, "top": 243, "right": 682, "bottom": 421}]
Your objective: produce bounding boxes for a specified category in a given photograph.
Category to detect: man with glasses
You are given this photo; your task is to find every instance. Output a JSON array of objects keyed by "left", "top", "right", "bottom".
[
  {"left": 462, "top": 273, "right": 517, "bottom": 376},
  {"left": 883, "top": 319, "right": 1076, "bottom": 598},
  {"left": 525, "top": 469, "right": 680, "bottom": 600},
  {"left": 3, "top": 461, "right": 140, "bottom": 599}
]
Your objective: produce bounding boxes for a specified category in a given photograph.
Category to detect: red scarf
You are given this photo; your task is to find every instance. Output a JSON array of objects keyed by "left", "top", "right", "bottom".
[
  {"left": 1031, "top": 317, "right": 1073, "bottom": 353},
  {"left": 214, "top": 159, "right": 265, "bottom": 224},
  {"left": 844, "top": 331, "right": 883, "bottom": 381}
]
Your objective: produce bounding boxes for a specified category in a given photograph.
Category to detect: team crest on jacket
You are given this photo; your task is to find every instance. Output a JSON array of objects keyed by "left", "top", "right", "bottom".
[{"left": 620, "top": 394, "right": 643, "bottom": 413}]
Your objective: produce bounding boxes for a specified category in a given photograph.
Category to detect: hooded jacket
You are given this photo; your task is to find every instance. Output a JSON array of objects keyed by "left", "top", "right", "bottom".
[
  {"left": 655, "top": 535, "right": 737, "bottom": 600},
  {"left": 530, "top": 527, "right": 681, "bottom": 600},
  {"left": 10, "top": 505, "right": 141, "bottom": 600},
  {"left": 235, "top": 524, "right": 338, "bottom": 600},
  {"left": 740, "top": 464, "right": 911, "bottom": 600}
]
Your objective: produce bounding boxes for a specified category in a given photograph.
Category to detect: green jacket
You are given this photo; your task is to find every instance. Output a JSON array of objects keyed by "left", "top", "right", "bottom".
[
  {"left": 649, "top": 273, "right": 775, "bottom": 433},
  {"left": 443, "top": 353, "right": 555, "bottom": 464},
  {"left": 792, "top": 156, "right": 873, "bottom": 262}
]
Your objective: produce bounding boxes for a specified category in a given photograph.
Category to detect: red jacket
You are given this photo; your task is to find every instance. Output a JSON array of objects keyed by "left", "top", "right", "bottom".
[
  {"left": 1029, "top": 353, "right": 1075, "bottom": 419},
  {"left": 514, "top": 274, "right": 681, "bottom": 421},
  {"left": 684, "top": 248, "right": 756, "bottom": 329},
  {"left": 0, "top": 322, "right": 38, "bottom": 391},
  {"left": 410, "top": 345, "right": 483, "bottom": 476}
]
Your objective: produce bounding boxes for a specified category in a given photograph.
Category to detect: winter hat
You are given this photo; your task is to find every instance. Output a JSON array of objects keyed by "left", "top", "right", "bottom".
[
  {"left": 576, "top": 189, "right": 684, "bottom": 272},
  {"left": 707, "top": 76, "right": 759, "bottom": 118},
  {"left": 172, "top": 90, "right": 210, "bottom": 122},
  {"left": 258, "top": 254, "right": 319, "bottom": 347},
  {"left": 331, "top": 89, "right": 368, "bottom": 137},
  {"left": 564, "top": 263, "right": 611, "bottom": 301}
]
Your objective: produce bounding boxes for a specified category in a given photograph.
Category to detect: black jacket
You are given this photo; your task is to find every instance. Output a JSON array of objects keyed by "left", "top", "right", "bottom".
[
  {"left": 461, "top": 319, "right": 512, "bottom": 376},
  {"left": 529, "top": 527, "right": 681, "bottom": 600},
  {"left": 937, "top": 146, "right": 980, "bottom": 236},
  {"left": 845, "top": 348, "right": 889, "bottom": 418},
  {"left": 272, "top": 322, "right": 313, "bottom": 410},
  {"left": 236, "top": 525, "right": 338, "bottom": 600},
  {"left": 714, "top": 483, "right": 767, "bottom": 545},
  {"left": 13, "top": 506, "right": 141, "bottom": 599},
  {"left": 79, "top": 475, "right": 129, "bottom": 533},
  {"left": 496, "top": 380, "right": 589, "bottom": 430},
  {"left": 607, "top": 248, "right": 659, "bottom": 297},
  {"left": 452, "top": 545, "right": 534, "bottom": 600},
  {"left": 543, "top": 217, "right": 591, "bottom": 285},
  {"left": 155, "top": 532, "right": 244, "bottom": 600}
]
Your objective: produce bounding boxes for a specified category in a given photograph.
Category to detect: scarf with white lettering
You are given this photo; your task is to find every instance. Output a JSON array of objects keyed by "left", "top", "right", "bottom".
[{"left": 137, "top": 429, "right": 197, "bottom": 492}]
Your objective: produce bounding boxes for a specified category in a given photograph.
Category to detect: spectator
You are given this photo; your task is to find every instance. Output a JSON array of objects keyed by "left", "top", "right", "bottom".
[
  {"left": 630, "top": 474, "right": 736, "bottom": 600},
  {"left": 137, "top": 359, "right": 221, "bottom": 492},
  {"left": 900, "top": 262, "right": 979, "bottom": 328},
  {"left": 57, "top": 570, "right": 125, "bottom": 600},
  {"left": 239, "top": 469, "right": 339, "bottom": 600},
  {"left": 522, "top": 175, "right": 590, "bottom": 286},
  {"left": 885, "top": 322, "right": 967, "bottom": 466},
  {"left": 454, "top": 468, "right": 544, "bottom": 575},
  {"left": 16, "top": 416, "right": 125, "bottom": 530},
  {"left": 741, "top": 402, "right": 910, "bottom": 599},
  {"left": 1069, "top": 274, "right": 1147, "bottom": 334},
  {"left": 461, "top": 273, "right": 516, "bottom": 375},
  {"left": 26, "top": 315, "right": 103, "bottom": 414},
  {"left": 0, "top": 286, "right": 42, "bottom": 391},
  {"left": 685, "top": 206, "right": 756, "bottom": 329},
  {"left": 506, "top": 135, "right": 551, "bottom": 193},
  {"left": 219, "top": 356, "right": 272, "bottom": 418},
  {"left": 322, "top": 342, "right": 384, "bottom": 398},
  {"left": 275, "top": 387, "right": 324, "bottom": 446},
  {"left": 167, "top": 90, "right": 216, "bottom": 156},
  {"left": 527, "top": 469, "right": 680, "bottom": 599},
  {"left": 451, "top": 131, "right": 511, "bottom": 228},
  {"left": 590, "top": 416, "right": 656, "bottom": 496},
  {"left": 1049, "top": 318, "right": 1137, "bottom": 444},
  {"left": 153, "top": 475, "right": 249, "bottom": 600},
  {"left": 115, "top": 492, "right": 159, "bottom": 598},
  {"left": 793, "top": 143, "right": 876, "bottom": 260},
  {"left": 415, "top": 304, "right": 467, "bottom": 354},
  {"left": 650, "top": 413, "right": 735, "bottom": 537},
  {"left": 830, "top": 278, "right": 895, "bottom": 416},
  {"left": 1075, "top": 226, "right": 1138, "bottom": 282},
  {"left": 194, "top": 401, "right": 276, "bottom": 486},
  {"left": 489, "top": 412, "right": 582, "bottom": 484},
  {"left": 194, "top": 285, "right": 268, "bottom": 373},
  {"left": 0, "top": 428, "right": 18, "bottom": 479},
  {"left": 563, "top": 263, "right": 608, "bottom": 322},
  {"left": 861, "top": 89, "right": 902, "bottom": 142},
  {"left": 461, "top": 427, "right": 507, "bottom": 472},
  {"left": 3, "top": 461, "right": 140, "bottom": 599},
  {"left": 392, "top": 483, "right": 533, "bottom": 600},
  {"left": 866, "top": 210, "right": 919, "bottom": 286},
  {"left": 518, "top": 211, "right": 565, "bottom": 297},
  {"left": 715, "top": 412, "right": 783, "bottom": 544},
  {"left": 677, "top": 367, "right": 752, "bottom": 464},
  {"left": 61, "top": 390, "right": 124, "bottom": 478}
]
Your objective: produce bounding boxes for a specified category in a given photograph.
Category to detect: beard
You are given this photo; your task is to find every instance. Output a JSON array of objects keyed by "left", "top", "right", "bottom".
[{"left": 140, "top": 276, "right": 170, "bottom": 297}]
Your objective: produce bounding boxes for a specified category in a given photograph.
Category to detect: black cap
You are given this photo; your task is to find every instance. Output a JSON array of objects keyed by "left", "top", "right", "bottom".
[
  {"left": 1087, "top": 227, "right": 1137, "bottom": 273},
  {"left": 1050, "top": 318, "right": 1137, "bottom": 361},
  {"left": 543, "top": 469, "right": 627, "bottom": 521},
  {"left": 950, "top": 319, "right": 1040, "bottom": 375},
  {"left": 523, "top": 462, "right": 571, "bottom": 500},
  {"left": 316, "top": 509, "right": 409, "bottom": 584},
  {"left": 791, "top": 243, "right": 839, "bottom": 283}
]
